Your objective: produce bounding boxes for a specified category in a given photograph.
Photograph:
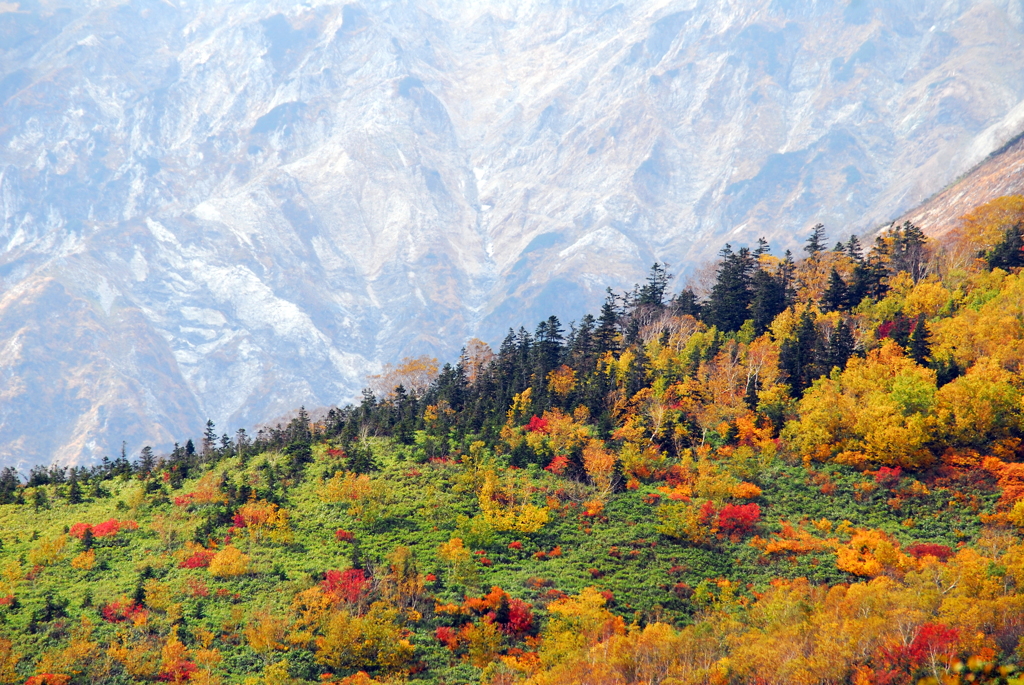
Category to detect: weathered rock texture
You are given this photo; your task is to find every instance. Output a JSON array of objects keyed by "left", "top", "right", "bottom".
[{"left": 2, "top": 0, "right": 1024, "bottom": 467}]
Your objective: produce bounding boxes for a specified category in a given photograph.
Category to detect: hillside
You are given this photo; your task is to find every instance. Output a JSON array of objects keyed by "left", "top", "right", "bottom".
[
  {"left": 0, "top": 196, "right": 1023, "bottom": 684},
  {"left": 5, "top": 0, "right": 1024, "bottom": 467},
  {"left": 900, "top": 131, "right": 1024, "bottom": 239}
]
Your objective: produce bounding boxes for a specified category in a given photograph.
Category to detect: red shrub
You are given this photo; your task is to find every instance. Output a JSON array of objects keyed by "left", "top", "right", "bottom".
[
  {"left": 908, "top": 623, "right": 959, "bottom": 665},
  {"left": 173, "top": 493, "right": 195, "bottom": 507},
  {"left": 547, "top": 546, "right": 563, "bottom": 558},
  {"left": 334, "top": 529, "right": 355, "bottom": 543},
  {"left": 525, "top": 416, "right": 549, "bottom": 433},
  {"left": 327, "top": 448, "right": 346, "bottom": 458},
  {"left": 68, "top": 522, "right": 92, "bottom": 539},
  {"left": 642, "top": 493, "right": 662, "bottom": 505},
  {"left": 186, "top": 579, "right": 209, "bottom": 597},
  {"left": 322, "top": 568, "right": 369, "bottom": 604},
  {"left": 906, "top": 543, "right": 954, "bottom": 561},
  {"left": 875, "top": 466, "right": 903, "bottom": 488},
  {"left": 588, "top": 568, "right": 604, "bottom": 578},
  {"left": 91, "top": 519, "right": 122, "bottom": 538},
  {"left": 718, "top": 503, "right": 761, "bottom": 535},
  {"left": 533, "top": 550, "right": 547, "bottom": 560},
  {"left": 26, "top": 675, "right": 71, "bottom": 685},
  {"left": 100, "top": 600, "right": 147, "bottom": 623},
  {"left": 599, "top": 590, "right": 614, "bottom": 604},
  {"left": 231, "top": 513, "right": 246, "bottom": 528},
  {"left": 697, "top": 501, "right": 718, "bottom": 527},
  {"left": 435, "top": 626, "right": 460, "bottom": 649},
  {"left": 544, "top": 455, "right": 569, "bottom": 475},
  {"left": 497, "top": 598, "right": 534, "bottom": 636},
  {"left": 158, "top": 660, "right": 197, "bottom": 682},
  {"left": 508, "top": 541, "right": 523, "bottom": 551},
  {"left": 0, "top": 595, "right": 13, "bottom": 606},
  {"left": 425, "top": 573, "right": 437, "bottom": 582},
  {"left": 180, "top": 548, "right": 217, "bottom": 569}
]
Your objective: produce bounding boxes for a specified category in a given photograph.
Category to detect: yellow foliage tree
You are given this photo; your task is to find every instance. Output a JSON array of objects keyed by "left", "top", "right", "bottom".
[{"left": 208, "top": 546, "right": 250, "bottom": 578}]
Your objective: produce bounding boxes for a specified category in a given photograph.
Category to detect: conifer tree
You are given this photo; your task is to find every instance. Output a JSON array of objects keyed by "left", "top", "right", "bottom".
[
  {"left": 595, "top": 289, "right": 621, "bottom": 353},
  {"left": 986, "top": 222, "right": 1024, "bottom": 269},
  {"left": 804, "top": 223, "right": 827, "bottom": 256},
  {"left": 705, "top": 244, "right": 755, "bottom": 332},
  {"left": 780, "top": 311, "right": 821, "bottom": 395},
  {"left": 66, "top": 473, "right": 82, "bottom": 504},
  {"left": 908, "top": 316, "right": 931, "bottom": 365},
  {"left": 822, "top": 268, "right": 849, "bottom": 312}
]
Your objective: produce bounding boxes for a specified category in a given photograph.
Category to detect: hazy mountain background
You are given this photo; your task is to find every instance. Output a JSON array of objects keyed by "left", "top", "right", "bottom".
[{"left": 2, "top": 0, "right": 1024, "bottom": 468}]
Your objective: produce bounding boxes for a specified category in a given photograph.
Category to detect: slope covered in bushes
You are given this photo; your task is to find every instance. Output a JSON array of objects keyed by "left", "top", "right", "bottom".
[{"left": 1, "top": 197, "right": 1024, "bottom": 684}]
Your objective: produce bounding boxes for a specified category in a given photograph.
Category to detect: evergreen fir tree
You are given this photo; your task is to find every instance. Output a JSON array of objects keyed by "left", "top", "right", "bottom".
[
  {"left": 138, "top": 446, "right": 156, "bottom": 476},
  {"left": 66, "top": 474, "right": 82, "bottom": 504},
  {"left": 823, "top": 321, "right": 855, "bottom": 371},
  {"left": 749, "top": 268, "right": 786, "bottom": 335},
  {"left": 637, "top": 263, "right": 672, "bottom": 307},
  {"left": 0, "top": 467, "right": 18, "bottom": 505},
  {"left": 595, "top": 289, "right": 621, "bottom": 353},
  {"left": 908, "top": 316, "right": 931, "bottom": 365},
  {"left": 705, "top": 245, "right": 755, "bottom": 332},
  {"left": 32, "top": 487, "right": 49, "bottom": 511},
  {"left": 986, "top": 223, "right": 1024, "bottom": 269},
  {"left": 671, "top": 288, "right": 702, "bottom": 319},
  {"left": 202, "top": 419, "right": 217, "bottom": 457},
  {"left": 779, "top": 311, "right": 821, "bottom": 395},
  {"left": 822, "top": 268, "right": 849, "bottom": 312},
  {"left": 804, "top": 224, "right": 827, "bottom": 256},
  {"left": 845, "top": 235, "right": 864, "bottom": 263}
]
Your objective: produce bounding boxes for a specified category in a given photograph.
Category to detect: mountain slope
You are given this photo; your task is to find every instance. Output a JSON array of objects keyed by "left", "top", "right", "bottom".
[{"left": 3, "top": 0, "right": 1024, "bottom": 466}]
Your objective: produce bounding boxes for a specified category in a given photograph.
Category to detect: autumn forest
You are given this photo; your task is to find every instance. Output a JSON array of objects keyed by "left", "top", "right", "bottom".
[{"left": 2, "top": 196, "right": 1024, "bottom": 685}]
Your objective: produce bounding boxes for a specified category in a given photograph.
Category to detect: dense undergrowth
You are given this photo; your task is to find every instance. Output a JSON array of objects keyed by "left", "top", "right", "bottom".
[{"left": 1, "top": 196, "right": 1024, "bottom": 685}]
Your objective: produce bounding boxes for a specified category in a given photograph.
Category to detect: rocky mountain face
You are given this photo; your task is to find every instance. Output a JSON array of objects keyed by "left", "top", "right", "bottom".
[{"left": 2, "top": 0, "right": 1024, "bottom": 468}]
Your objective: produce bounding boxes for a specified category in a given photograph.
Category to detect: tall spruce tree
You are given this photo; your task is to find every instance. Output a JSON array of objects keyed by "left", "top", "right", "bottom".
[
  {"left": 804, "top": 224, "right": 827, "bottom": 256},
  {"left": 822, "top": 268, "right": 849, "bottom": 312},
  {"left": 705, "top": 244, "right": 755, "bottom": 332}
]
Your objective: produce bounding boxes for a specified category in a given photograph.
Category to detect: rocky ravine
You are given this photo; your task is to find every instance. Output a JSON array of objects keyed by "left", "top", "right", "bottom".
[{"left": 2, "top": 0, "right": 1024, "bottom": 468}]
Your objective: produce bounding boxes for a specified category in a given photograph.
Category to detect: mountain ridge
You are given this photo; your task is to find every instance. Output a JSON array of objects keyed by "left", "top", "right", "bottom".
[{"left": 3, "top": 0, "right": 1024, "bottom": 467}]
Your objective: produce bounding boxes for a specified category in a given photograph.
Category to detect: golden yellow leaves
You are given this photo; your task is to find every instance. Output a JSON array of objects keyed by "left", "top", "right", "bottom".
[
  {"left": 234, "top": 500, "right": 293, "bottom": 544},
  {"left": 208, "top": 546, "right": 249, "bottom": 578},
  {"left": 478, "top": 470, "right": 549, "bottom": 534},
  {"left": 70, "top": 549, "right": 96, "bottom": 571},
  {"left": 314, "top": 603, "right": 415, "bottom": 671},
  {"left": 27, "top": 535, "right": 67, "bottom": 567},
  {"left": 0, "top": 637, "right": 18, "bottom": 685},
  {"left": 546, "top": 365, "right": 577, "bottom": 397}
]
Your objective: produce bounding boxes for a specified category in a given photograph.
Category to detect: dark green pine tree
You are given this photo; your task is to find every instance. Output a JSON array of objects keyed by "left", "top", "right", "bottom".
[
  {"left": 822, "top": 268, "right": 849, "bottom": 312},
  {"left": 66, "top": 473, "right": 83, "bottom": 504},
  {"left": 0, "top": 467, "right": 18, "bottom": 505},
  {"left": 891, "top": 221, "right": 928, "bottom": 282},
  {"left": 804, "top": 223, "right": 827, "bottom": 256},
  {"left": 594, "top": 289, "right": 621, "bottom": 353},
  {"left": 637, "top": 263, "right": 672, "bottom": 308},
  {"left": 908, "top": 316, "right": 932, "bottom": 365},
  {"left": 33, "top": 486, "right": 49, "bottom": 511},
  {"left": 202, "top": 419, "right": 217, "bottom": 458},
  {"left": 845, "top": 235, "right": 864, "bottom": 263},
  {"left": 138, "top": 446, "right": 156, "bottom": 476},
  {"left": 749, "top": 268, "right": 787, "bottom": 335},
  {"left": 705, "top": 244, "right": 755, "bottom": 332},
  {"left": 780, "top": 311, "right": 821, "bottom": 395},
  {"left": 986, "top": 223, "right": 1024, "bottom": 269},
  {"left": 670, "top": 288, "right": 702, "bottom": 319},
  {"left": 823, "top": 321, "right": 855, "bottom": 371}
]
